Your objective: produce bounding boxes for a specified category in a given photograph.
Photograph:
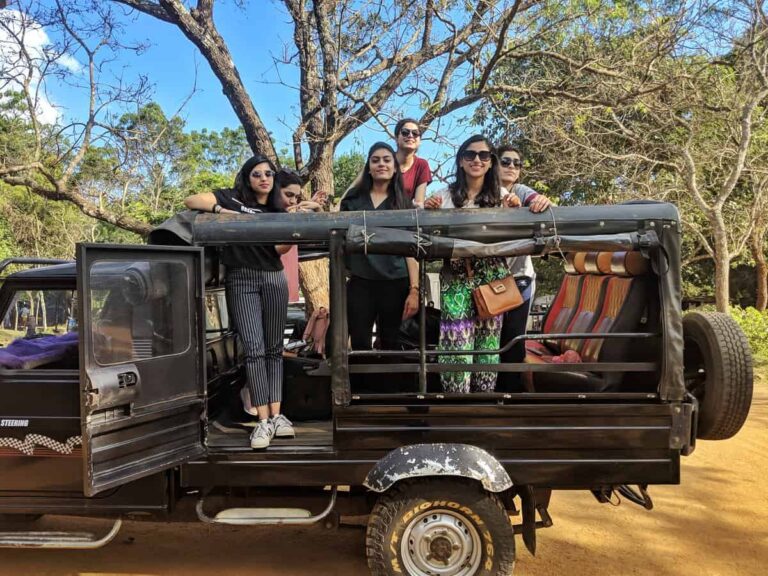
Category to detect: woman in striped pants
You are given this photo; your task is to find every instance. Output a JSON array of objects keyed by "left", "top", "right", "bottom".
[{"left": 184, "top": 154, "right": 293, "bottom": 449}]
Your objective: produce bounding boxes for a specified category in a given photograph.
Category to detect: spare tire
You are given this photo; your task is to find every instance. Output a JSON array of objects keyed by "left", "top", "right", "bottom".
[{"left": 683, "top": 311, "right": 753, "bottom": 440}]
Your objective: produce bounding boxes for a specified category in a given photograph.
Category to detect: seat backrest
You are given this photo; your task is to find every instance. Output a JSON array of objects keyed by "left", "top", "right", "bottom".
[
  {"left": 581, "top": 251, "right": 652, "bottom": 363},
  {"left": 561, "top": 273, "right": 610, "bottom": 354},
  {"left": 541, "top": 274, "right": 584, "bottom": 336}
]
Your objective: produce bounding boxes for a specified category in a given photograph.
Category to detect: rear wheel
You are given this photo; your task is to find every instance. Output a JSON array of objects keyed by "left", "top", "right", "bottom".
[
  {"left": 683, "top": 311, "right": 753, "bottom": 440},
  {"left": 366, "top": 478, "right": 515, "bottom": 576}
]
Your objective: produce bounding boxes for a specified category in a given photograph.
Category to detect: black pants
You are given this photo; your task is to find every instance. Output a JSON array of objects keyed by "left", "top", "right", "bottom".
[
  {"left": 347, "top": 276, "right": 409, "bottom": 350},
  {"left": 497, "top": 297, "right": 532, "bottom": 392}
]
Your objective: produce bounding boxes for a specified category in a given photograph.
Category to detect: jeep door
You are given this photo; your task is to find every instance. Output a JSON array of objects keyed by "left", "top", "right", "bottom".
[{"left": 78, "top": 244, "right": 205, "bottom": 496}]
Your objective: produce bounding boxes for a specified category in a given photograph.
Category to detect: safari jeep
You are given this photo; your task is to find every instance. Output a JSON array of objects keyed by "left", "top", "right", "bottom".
[{"left": 0, "top": 204, "right": 753, "bottom": 576}]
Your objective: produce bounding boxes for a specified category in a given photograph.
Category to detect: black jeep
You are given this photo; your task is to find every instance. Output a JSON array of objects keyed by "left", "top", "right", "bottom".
[{"left": 0, "top": 204, "right": 753, "bottom": 576}]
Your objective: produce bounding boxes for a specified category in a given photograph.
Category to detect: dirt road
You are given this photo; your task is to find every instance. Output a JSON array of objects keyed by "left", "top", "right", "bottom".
[{"left": 1, "top": 378, "right": 766, "bottom": 576}]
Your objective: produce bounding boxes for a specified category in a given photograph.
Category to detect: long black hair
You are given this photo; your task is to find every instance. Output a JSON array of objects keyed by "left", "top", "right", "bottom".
[
  {"left": 232, "top": 154, "right": 284, "bottom": 211},
  {"left": 346, "top": 142, "right": 412, "bottom": 210},
  {"left": 449, "top": 134, "right": 502, "bottom": 208}
]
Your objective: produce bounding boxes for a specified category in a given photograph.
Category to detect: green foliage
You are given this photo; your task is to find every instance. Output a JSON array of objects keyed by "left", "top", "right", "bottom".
[
  {"left": 333, "top": 151, "right": 365, "bottom": 199},
  {"left": 0, "top": 218, "right": 16, "bottom": 260},
  {"left": 690, "top": 305, "right": 768, "bottom": 361},
  {"left": 727, "top": 307, "right": 768, "bottom": 360}
]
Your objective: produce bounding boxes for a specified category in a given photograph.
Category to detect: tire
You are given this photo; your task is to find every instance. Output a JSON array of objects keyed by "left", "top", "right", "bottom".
[
  {"left": 683, "top": 311, "right": 753, "bottom": 440},
  {"left": 366, "top": 478, "right": 515, "bottom": 576}
]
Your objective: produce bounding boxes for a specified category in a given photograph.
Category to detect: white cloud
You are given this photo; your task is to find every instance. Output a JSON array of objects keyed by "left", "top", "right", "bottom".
[{"left": 0, "top": 8, "right": 82, "bottom": 124}]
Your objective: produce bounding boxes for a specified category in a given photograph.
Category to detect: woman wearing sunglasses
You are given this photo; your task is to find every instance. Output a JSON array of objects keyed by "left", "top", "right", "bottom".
[
  {"left": 496, "top": 145, "right": 552, "bottom": 390},
  {"left": 394, "top": 118, "right": 432, "bottom": 206},
  {"left": 340, "top": 142, "right": 420, "bottom": 351},
  {"left": 275, "top": 168, "right": 327, "bottom": 213},
  {"left": 423, "top": 135, "right": 522, "bottom": 393},
  {"left": 184, "top": 155, "right": 294, "bottom": 450}
]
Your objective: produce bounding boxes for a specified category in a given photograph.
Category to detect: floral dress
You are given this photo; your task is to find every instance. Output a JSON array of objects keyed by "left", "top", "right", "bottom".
[
  {"left": 439, "top": 256, "right": 510, "bottom": 392},
  {"left": 432, "top": 186, "right": 512, "bottom": 393}
]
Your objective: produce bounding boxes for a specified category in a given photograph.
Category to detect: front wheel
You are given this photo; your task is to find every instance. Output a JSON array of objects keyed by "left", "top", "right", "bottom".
[{"left": 366, "top": 478, "right": 515, "bottom": 576}]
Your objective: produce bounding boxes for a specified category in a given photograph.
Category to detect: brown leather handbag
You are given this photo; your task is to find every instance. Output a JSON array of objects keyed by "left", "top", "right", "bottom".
[{"left": 465, "top": 260, "right": 524, "bottom": 319}]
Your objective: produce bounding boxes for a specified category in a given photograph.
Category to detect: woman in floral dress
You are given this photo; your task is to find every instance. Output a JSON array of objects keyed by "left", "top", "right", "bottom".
[{"left": 423, "top": 135, "right": 520, "bottom": 393}]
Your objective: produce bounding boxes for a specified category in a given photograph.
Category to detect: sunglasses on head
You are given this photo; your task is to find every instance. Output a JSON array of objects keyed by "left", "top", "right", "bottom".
[
  {"left": 461, "top": 150, "right": 493, "bottom": 162},
  {"left": 500, "top": 157, "right": 523, "bottom": 168},
  {"left": 400, "top": 129, "right": 421, "bottom": 138},
  {"left": 250, "top": 170, "right": 275, "bottom": 179}
]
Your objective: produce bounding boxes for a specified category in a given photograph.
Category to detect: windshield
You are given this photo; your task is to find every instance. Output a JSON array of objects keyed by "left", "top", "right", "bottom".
[{"left": 0, "top": 288, "right": 78, "bottom": 346}]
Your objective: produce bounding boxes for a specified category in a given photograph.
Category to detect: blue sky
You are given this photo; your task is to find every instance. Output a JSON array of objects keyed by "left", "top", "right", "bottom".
[{"left": 40, "top": 1, "right": 468, "bottom": 169}]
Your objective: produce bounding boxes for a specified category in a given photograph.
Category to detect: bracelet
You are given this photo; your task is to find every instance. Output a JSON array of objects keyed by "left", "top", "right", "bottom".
[
  {"left": 212, "top": 204, "right": 222, "bottom": 214},
  {"left": 409, "top": 286, "right": 419, "bottom": 292}
]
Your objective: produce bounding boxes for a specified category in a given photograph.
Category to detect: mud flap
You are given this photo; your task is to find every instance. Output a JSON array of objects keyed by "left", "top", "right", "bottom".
[{"left": 515, "top": 486, "right": 553, "bottom": 556}]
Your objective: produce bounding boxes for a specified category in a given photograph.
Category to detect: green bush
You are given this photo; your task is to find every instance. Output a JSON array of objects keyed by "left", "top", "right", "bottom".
[
  {"left": 689, "top": 305, "right": 768, "bottom": 361},
  {"left": 730, "top": 307, "right": 768, "bottom": 362}
]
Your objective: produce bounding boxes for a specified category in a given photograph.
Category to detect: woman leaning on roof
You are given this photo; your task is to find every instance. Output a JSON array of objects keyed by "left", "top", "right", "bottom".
[
  {"left": 496, "top": 144, "right": 552, "bottom": 391},
  {"left": 183, "top": 154, "right": 293, "bottom": 450}
]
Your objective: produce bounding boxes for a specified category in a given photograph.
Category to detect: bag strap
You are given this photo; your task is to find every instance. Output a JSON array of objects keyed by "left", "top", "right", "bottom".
[
  {"left": 464, "top": 258, "right": 474, "bottom": 279},
  {"left": 303, "top": 309, "right": 319, "bottom": 341}
]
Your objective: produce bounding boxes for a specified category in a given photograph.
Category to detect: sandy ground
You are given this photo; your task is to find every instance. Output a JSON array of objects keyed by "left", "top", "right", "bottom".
[{"left": 1, "top": 376, "right": 766, "bottom": 576}]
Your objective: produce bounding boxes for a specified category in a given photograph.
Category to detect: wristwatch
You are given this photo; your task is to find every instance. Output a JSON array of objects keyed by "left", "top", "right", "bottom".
[{"left": 212, "top": 204, "right": 222, "bottom": 214}]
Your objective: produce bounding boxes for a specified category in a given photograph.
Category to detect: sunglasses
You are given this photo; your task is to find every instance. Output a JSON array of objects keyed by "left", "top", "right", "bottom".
[
  {"left": 400, "top": 129, "right": 421, "bottom": 138},
  {"left": 250, "top": 170, "right": 275, "bottom": 179},
  {"left": 500, "top": 157, "right": 523, "bottom": 168},
  {"left": 461, "top": 150, "right": 493, "bottom": 162}
]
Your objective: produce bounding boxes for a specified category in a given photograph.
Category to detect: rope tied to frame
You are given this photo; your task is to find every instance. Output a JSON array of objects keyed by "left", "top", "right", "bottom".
[
  {"left": 362, "top": 210, "right": 376, "bottom": 256},
  {"left": 548, "top": 205, "right": 566, "bottom": 261},
  {"left": 413, "top": 208, "right": 431, "bottom": 257}
]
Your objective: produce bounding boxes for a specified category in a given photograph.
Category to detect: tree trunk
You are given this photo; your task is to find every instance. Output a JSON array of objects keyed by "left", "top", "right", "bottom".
[
  {"left": 751, "top": 228, "right": 768, "bottom": 310},
  {"left": 712, "top": 219, "right": 731, "bottom": 312},
  {"left": 38, "top": 292, "right": 47, "bottom": 330},
  {"left": 299, "top": 152, "right": 334, "bottom": 316}
]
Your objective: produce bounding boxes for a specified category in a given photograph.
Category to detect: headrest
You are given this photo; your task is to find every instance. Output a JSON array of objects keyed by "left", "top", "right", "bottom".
[
  {"left": 564, "top": 253, "right": 577, "bottom": 274},
  {"left": 607, "top": 251, "right": 650, "bottom": 276},
  {"left": 567, "top": 251, "right": 650, "bottom": 276},
  {"left": 571, "top": 252, "right": 599, "bottom": 274}
]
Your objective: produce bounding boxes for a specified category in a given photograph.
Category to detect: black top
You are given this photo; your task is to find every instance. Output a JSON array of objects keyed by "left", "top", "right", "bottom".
[
  {"left": 340, "top": 192, "right": 408, "bottom": 280},
  {"left": 213, "top": 189, "right": 283, "bottom": 271}
]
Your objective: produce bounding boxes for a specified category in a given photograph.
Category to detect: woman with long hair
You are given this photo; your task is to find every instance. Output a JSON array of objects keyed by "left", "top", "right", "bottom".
[
  {"left": 495, "top": 145, "right": 551, "bottom": 390},
  {"left": 340, "top": 142, "right": 419, "bottom": 350},
  {"left": 423, "top": 135, "right": 520, "bottom": 393},
  {"left": 393, "top": 118, "right": 432, "bottom": 206},
  {"left": 184, "top": 154, "right": 293, "bottom": 450}
]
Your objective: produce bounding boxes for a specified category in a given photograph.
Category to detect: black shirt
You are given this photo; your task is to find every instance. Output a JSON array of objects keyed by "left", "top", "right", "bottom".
[
  {"left": 340, "top": 192, "right": 408, "bottom": 280},
  {"left": 213, "top": 189, "right": 283, "bottom": 271}
]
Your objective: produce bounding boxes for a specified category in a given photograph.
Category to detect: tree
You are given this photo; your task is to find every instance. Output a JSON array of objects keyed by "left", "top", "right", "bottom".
[
  {"left": 111, "top": 0, "right": 540, "bottom": 193},
  {"left": 0, "top": 2, "right": 160, "bottom": 234},
  {"left": 480, "top": 0, "right": 768, "bottom": 311}
]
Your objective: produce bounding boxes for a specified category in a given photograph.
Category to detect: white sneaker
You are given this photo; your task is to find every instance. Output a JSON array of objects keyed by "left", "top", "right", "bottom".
[
  {"left": 250, "top": 420, "right": 274, "bottom": 449},
  {"left": 271, "top": 414, "right": 295, "bottom": 438}
]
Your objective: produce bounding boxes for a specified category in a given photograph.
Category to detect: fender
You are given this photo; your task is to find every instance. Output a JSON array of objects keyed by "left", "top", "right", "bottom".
[{"left": 363, "top": 443, "right": 513, "bottom": 493}]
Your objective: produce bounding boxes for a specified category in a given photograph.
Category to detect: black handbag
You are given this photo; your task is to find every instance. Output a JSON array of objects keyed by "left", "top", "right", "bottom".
[{"left": 397, "top": 305, "right": 441, "bottom": 349}]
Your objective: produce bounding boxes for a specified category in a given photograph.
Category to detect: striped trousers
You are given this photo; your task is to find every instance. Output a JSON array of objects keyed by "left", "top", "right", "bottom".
[{"left": 226, "top": 267, "right": 288, "bottom": 406}]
